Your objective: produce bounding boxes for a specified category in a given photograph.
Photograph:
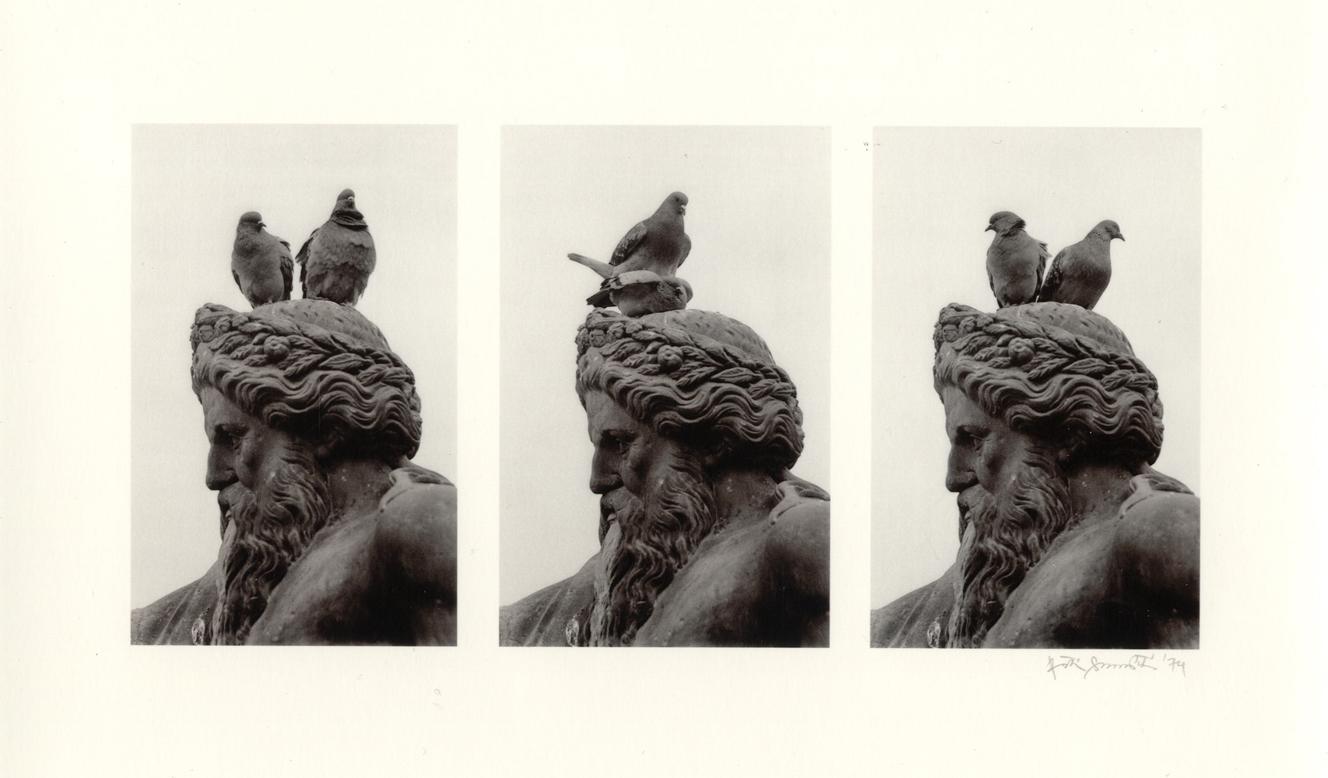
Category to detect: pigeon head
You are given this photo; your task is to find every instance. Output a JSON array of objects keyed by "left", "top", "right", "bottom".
[
  {"left": 329, "top": 188, "right": 368, "bottom": 229},
  {"left": 660, "top": 191, "right": 688, "bottom": 217},
  {"left": 238, "top": 211, "right": 264, "bottom": 231},
  {"left": 986, "top": 211, "right": 1026, "bottom": 236},
  {"left": 665, "top": 276, "right": 693, "bottom": 304},
  {"left": 1091, "top": 219, "right": 1125, "bottom": 242}
]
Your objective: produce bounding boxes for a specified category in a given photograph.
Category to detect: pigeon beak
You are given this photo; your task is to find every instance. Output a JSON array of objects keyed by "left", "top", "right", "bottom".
[
  {"left": 984, "top": 225, "right": 994, "bottom": 232},
  {"left": 1118, "top": 234, "right": 1126, "bottom": 242}
]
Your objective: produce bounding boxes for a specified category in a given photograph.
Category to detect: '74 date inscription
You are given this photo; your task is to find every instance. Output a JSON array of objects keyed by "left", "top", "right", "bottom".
[{"left": 1046, "top": 654, "right": 1187, "bottom": 680}]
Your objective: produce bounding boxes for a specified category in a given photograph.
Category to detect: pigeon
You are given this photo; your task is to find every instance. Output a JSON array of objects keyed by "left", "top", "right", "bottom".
[
  {"left": 985, "top": 211, "right": 1050, "bottom": 308},
  {"left": 600, "top": 270, "right": 693, "bottom": 317},
  {"left": 297, "top": 188, "right": 376, "bottom": 305},
  {"left": 231, "top": 211, "right": 293, "bottom": 308},
  {"left": 568, "top": 191, "right": 691, "bottom": 307},
  {"left": 1037, "top": 220, "right": 1125, "bottom": 310}
]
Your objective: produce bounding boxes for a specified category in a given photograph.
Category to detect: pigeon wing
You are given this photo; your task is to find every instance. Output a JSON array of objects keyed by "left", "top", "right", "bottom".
[
  {"left": 1036, "top": 241, "right": 1050, "bottom": 294},
  {"left": 675, "top": 232, "right": 692, "bottom": 271},
  {"left": 1038, "top": 248, "right": 1067, "bottom": 302},
  {"left": 296, "top": 228, "right": 318, "bottom": 296},
  {"left": 610, "top": 220, "right": 648, "bottom": 267},
  {"left": 280, "top": 250, "right": 293, "bottom": 300},
  {"left": 296, "top": 229, "right": 316, "bottom": 267}
]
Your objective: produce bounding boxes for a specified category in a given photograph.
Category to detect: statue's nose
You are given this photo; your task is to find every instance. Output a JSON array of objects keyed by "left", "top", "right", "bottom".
[
  {"left": 945, "top": 446, "right": 976, "bottom": 493},
  {"left": 589, "top": 441, "right": 625, "bottom": 495},
  {"left": 589, "top": 468, "right": 622, "bottom": 495},
  {"left": 206, "top": 444, "right": 237, "bottom": 491}
]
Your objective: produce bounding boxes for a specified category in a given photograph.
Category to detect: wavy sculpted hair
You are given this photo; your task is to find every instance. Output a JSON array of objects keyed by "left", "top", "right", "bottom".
[
  {"left": 933, "top": 302, "right": 1164, "bottom": 469},
  {"left": 575, "top": 309, "right": 804, "bottom": 475},
  {"left": 190, "top": 301, "right": 422, "bottom": 463}
]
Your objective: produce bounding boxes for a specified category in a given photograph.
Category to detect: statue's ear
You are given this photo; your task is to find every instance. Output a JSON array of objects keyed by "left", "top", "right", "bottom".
[
  {"left": 312, "top": 428, "right": 344, "bottom": 461},
  {"left": 1056, "top": 436, "right": 1084, "bottom": 467},
  {"left": 699, "top": 437, "right": 732, "bottom": 470}
]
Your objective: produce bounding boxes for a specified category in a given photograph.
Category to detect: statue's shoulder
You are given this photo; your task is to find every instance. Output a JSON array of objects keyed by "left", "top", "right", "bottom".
[
  {"left": 1112, "top": 471, "right": 1199, "bottom": 558},
  {"left": 131, "top": 563, "right": 220, "bottom": 645},
  {"left": 764, "top": 477, "right": 823, "bottom": 557},
  {"left": 1103, "top": 472, "right": 1199, "bottom": 603},
  {"left": 871, "top": 567, "right": 956, "bottom": 648},
  {"left": 760, "top": 481, "right": 829, "bottom": 586},
  {"left": 377, "top": 464, "right": 456, "bottom": 525},
  {"left": 500, "top": 557, "right": 599, "bottom": 647},
  {"left": 372, "top": 464, "right": 457, "bottom": 593}
]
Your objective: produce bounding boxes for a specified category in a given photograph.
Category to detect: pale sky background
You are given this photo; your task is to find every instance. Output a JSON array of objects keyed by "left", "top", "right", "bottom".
[
  {"left": 871, "top": 127, "right": 1201, "bottom": 608},
  {"left": 500, "top": 127, "right": 831, "bottom": 604},
  {"left": 131, "top": 125, "right": 457, "bottom": 607}
]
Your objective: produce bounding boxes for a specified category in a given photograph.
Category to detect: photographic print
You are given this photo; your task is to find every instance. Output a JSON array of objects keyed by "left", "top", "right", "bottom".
[
  {"left": 499, "top": 126, "right": 832, "bottom": 646},
  {"left": 130, "top": 125, "right": 458, "bottom": 645},
  {"left": 870, "top": 127, "right": 1200, "bottom": 649}
]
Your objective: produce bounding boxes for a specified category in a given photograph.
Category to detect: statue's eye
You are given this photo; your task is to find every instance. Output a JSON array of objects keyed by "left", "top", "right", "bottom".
[
  {"left": 600, "top": 432, "right": 632, "bottom": 455},
  {"left": 220, "top": 425, "right": 247, "bottom": 450},
  {"left": 957, "top": 427, "right": 985, "bottom": 449}
]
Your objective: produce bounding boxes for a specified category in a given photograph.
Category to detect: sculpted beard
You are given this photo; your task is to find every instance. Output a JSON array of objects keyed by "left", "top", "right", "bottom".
[
  {"left": 210, "top": 445, "right": 333, "bottom": 645},
  {"left": 584, "top": 455, "right": 717, "bottom": 646},
  {"left": 945, "top": 445, "right": 1072, "bottom": 648}
]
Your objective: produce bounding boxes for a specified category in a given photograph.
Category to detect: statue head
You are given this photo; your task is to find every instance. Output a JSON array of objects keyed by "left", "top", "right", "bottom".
[
  {"left": 931, "top": 302, "right": 1165, "bottom": 647},
  {"left": 189, "top": 299, "right": 422, "bottom": 642},
  {"left": 571, "top": 308, "right": 805, "bottom": 644}
]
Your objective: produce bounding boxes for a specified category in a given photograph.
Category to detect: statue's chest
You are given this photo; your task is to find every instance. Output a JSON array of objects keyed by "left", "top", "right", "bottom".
[
  {"left": 246, "top": 517, "right": 383, "bottom": 645},
  {"left": 633, "top": 528, "right": 768, "bottom": 646},
  {"left": 983, "top": 524, "right": 1122, "bottom": 647}
]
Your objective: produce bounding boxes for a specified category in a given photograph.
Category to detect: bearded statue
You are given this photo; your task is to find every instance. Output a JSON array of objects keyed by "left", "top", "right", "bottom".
[
  {"left": 500, "top": 308, "right": 830, "bottom": 647},
  {"left": 872, "top": 302, "right": 1199, "bottom": 649},
  {"left": 131, "top": 300, "right": 456, "bottom": 645}
]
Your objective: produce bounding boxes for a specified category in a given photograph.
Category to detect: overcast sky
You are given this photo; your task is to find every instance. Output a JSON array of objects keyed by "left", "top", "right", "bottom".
[
  {"left": 871, "top": 127, "right": 1201, "bottom": 607},
  {"left": 131, "top": 125, "right": 457, "bottom": 607},
  {"left": 500, "top": 126, "right": 832, "bottom": 604}
]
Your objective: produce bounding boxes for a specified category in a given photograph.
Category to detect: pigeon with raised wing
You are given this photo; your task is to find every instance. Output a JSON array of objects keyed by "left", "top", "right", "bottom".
[{"left": 568, "top": 191, "right": 691, "bottom": 307}]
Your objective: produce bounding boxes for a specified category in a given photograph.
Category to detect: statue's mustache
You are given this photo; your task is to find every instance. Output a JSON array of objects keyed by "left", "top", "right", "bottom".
[{"left": 598, "top": 489, "right": 640, "bottom": 543}]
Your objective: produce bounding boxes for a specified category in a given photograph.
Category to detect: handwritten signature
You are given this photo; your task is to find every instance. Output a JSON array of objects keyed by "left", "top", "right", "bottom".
[{"left": 1046, "top": 653, "right": 1187, "bottom": 680}]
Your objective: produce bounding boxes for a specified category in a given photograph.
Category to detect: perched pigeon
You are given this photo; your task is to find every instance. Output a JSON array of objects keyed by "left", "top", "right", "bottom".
[
  {"left": 985, "top": 211, "right": 1050, "bottom": 308},
  {"left": 598, "top": 270, "right": 693, "bottom": 317},
  {"left": 568, "top": 191, "right": 691, "bottom": 307},
  {"left": 1038, "top": 220, "right": 1125, "bottom": 310},
  {"left": 297, "top": 188, "right": 376, "bottom": 305},
  {"left": 231, "top": 211, "right": 293, "bottom": 308}
]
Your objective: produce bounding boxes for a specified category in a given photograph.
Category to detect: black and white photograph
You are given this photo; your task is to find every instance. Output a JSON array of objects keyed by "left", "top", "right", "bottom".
[
  {"left": 869, "top": 127, "right": 1201, "bottom": 648},
  {"left": 130, "top": 125, "right": 458, "bottom": 645},
  {"left": 498, "top": 126, "right": 832, "bottom": 646},
  {"left": 4, "top": 3, "right": 1323, "bottom": 776}
]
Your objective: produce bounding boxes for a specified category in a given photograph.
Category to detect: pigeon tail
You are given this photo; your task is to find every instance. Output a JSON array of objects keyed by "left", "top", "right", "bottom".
[{"left": 568, "top": 253, "right": 615, "bottom": 279}]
